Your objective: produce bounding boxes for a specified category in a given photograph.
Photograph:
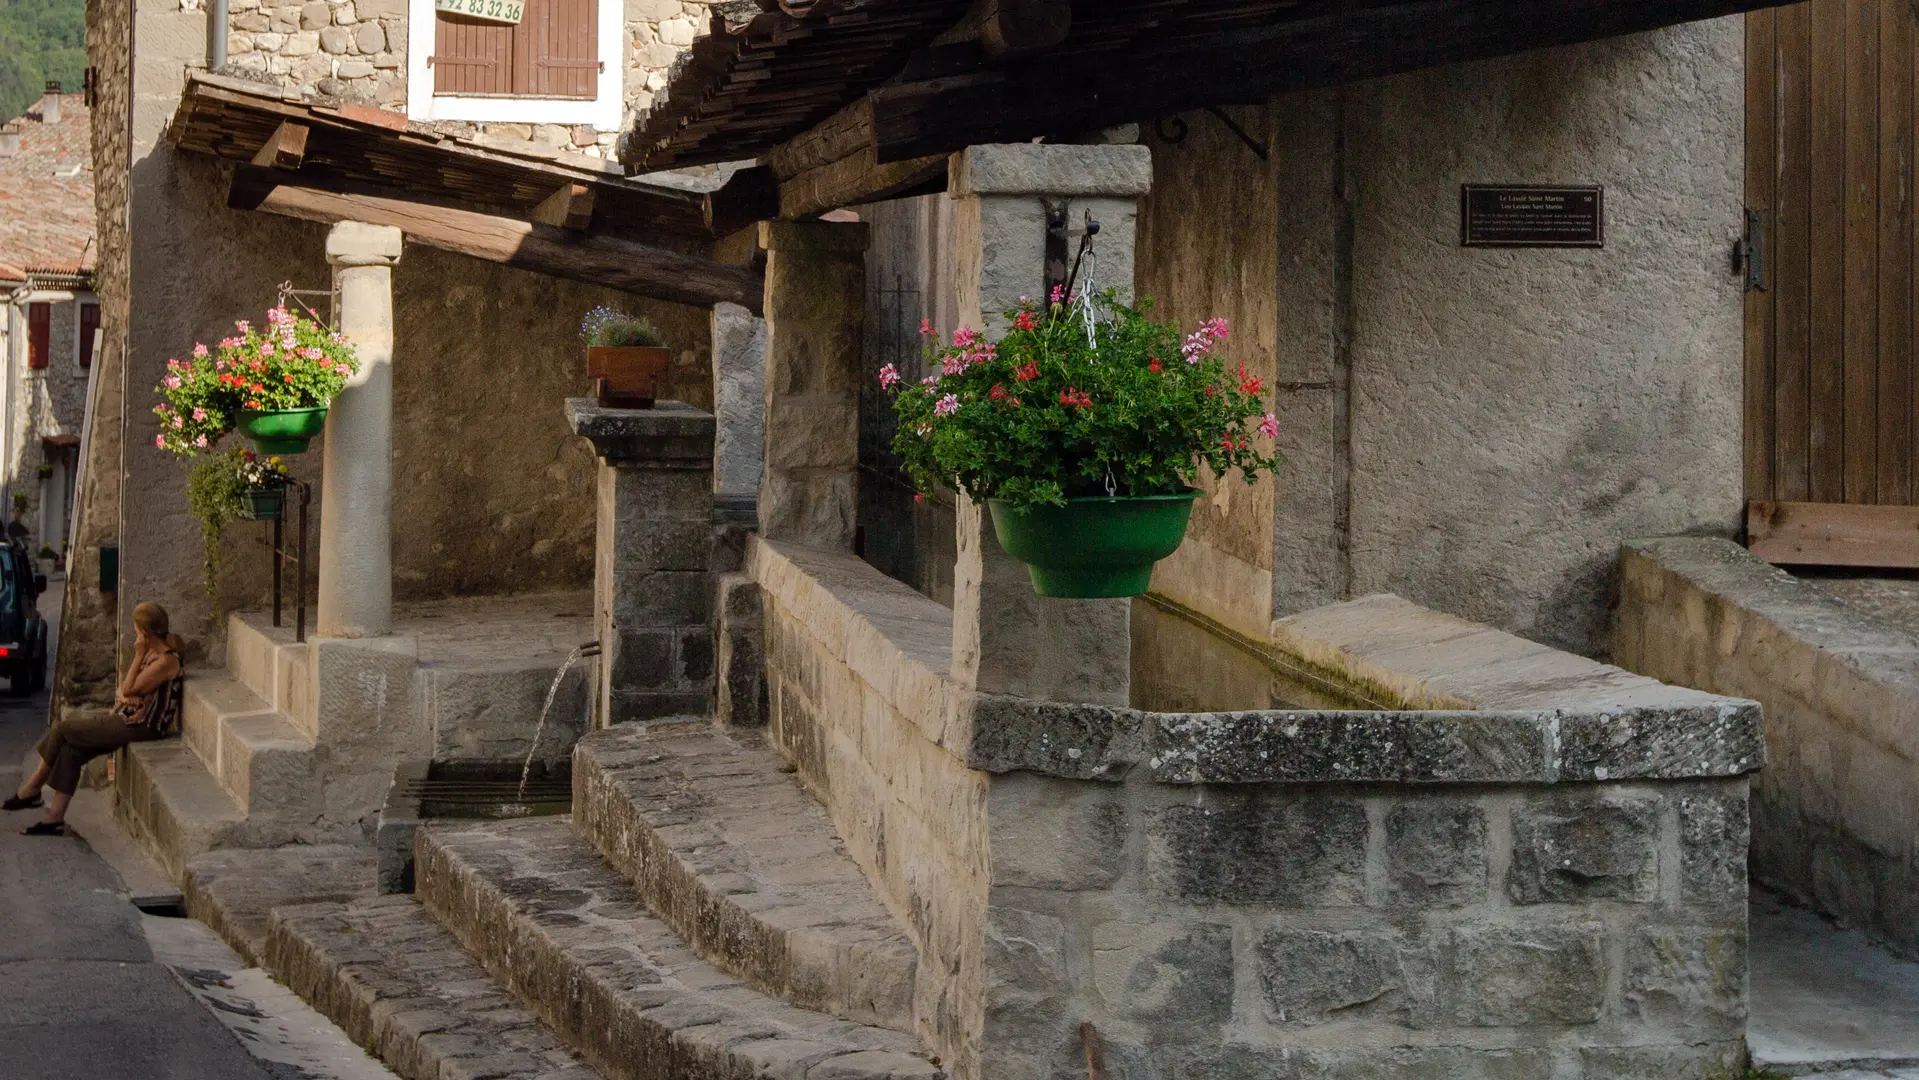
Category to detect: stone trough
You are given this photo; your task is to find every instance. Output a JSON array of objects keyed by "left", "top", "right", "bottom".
[
  {"left": 726, "top": 537, "right": 1767, "bottom": 1078},
  {"left": 375, "top": 757, "right": 572, "bottom": 894}
]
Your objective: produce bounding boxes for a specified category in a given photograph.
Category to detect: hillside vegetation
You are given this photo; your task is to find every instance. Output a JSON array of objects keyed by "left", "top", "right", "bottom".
[{"left": 0, "top": 0, "right": 85, "bottom": 124}]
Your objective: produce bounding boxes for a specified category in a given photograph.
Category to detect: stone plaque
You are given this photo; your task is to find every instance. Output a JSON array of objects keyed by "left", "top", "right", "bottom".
[{"left": 1460, "top": 184, "right": 1604, "bottom": 248}]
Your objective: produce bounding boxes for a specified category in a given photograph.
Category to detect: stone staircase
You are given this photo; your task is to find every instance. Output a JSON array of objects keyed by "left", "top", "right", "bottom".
[
  {"left": 117, "top": 614, "right": 335, "bottom": 880},
  {"left": 268, "top": 721, "right": 947, "bottom": 1080}
]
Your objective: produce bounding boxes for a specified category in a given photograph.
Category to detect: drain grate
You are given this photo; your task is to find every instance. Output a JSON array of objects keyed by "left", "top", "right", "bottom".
[{"left": 404, "top": 777, "right": 573, "bottom": 820}]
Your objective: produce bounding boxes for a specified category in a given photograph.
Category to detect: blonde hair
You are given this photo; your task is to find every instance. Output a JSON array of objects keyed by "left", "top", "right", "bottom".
[{"left": 132, "top": 601, "right": 185, "bottom": 655}]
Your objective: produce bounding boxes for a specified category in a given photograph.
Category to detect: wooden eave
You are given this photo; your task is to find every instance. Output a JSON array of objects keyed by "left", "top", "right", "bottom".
[
  {"left": 169, "top": 74, "right": 764, "bottom": 310},
  {"left": 627, "top": 0, "right": 1800, "bottom": 200}
]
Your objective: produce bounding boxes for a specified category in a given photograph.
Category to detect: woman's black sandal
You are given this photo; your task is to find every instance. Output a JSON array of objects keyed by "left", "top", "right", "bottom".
[
  {"left": 21, "top": 821, "right": 64, "bottom": 836},
  {"left": 2, "top": 794, "right": 41, "bottom": 811}
]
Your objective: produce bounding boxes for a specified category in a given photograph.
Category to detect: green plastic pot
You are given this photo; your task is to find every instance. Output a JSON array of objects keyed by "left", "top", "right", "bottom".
[
  {"left": 238, "top": 485, "right": 284, "bottom": 521},
  {"left": 237, "top": 407, "right": 328, "bottom": 454},
  {"left": 987, "top": 490, "right": 1200, "bottom": 598}
]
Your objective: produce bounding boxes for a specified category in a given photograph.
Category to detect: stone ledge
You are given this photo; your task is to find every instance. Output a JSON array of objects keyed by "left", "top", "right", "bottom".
[
  {"left": 414, "top": 819, "right": 944, "bottom": 1080},
  {"left": 183, "top": 844, "right": 378, "bottom": 966},
  {"left": 967, "top": 696, "right": 1766, "bottom": 784},
  {"left": 566, "top": 398, "right": 715, "bottom": 465}
]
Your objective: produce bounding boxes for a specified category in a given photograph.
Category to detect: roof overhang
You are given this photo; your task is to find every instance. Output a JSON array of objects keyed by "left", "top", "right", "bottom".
[
  {"left": 170, "top": 74, "right": 765, "bottom": 311},
  {"left": 626, "top": 0, "right": 1796, "bottom": 219}
]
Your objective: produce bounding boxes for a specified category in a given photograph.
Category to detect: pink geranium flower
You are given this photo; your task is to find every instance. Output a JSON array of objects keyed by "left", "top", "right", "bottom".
[
  {"left": 934, "top": 393, "right": 960, "bottom": 417},
  {"left": 1258, "top": 412, "right": 1279, "bottom": 439},
  {"left": 878, "top": 364, "right": 902, "bottom": 389}
]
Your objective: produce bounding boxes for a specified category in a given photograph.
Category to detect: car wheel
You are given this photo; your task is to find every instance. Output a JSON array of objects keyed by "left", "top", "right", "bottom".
[{"left": 5, "top": 662, "right": 31, "bottom": 697}]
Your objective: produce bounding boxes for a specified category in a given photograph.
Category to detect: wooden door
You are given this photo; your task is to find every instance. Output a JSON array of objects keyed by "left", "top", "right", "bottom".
[{"left": 1744, "top": 0, "right": 1919, "bottom": 565}]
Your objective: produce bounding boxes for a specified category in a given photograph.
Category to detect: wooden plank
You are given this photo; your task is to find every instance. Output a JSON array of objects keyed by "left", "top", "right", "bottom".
[
  {"left": 530, "top": 181, "right": 595, "bottom": 230},
  {"left": 249, "top": 120, "right": 309, "bottom": 170},
  {"left": 703, "top": 165, "right": 780, "bottom": 235},
  {"left": 1746, "top": 8, "right": 1778, "bottom": 502},
  {"left": 228, "top": 168, "right": 763, "bottom": 312},
  {"left": 981, "top": 0, "right": 1072, "bottom": 59},
  {"left": 1881, "top": 0, "right": 1914, "bottom": 504},
  {"left": 1844, "top": 0, "right": 1880, "bottom": 502},
  {"left": 1748, "top": 498, "right": 1919, "bottom": 565},
  {"left": 1778, "top": 1, "right": 1814, "bottom": 501},
  {"left": 1809, "top": 0, "right": 1848, "bottom": 503},
  {"left": 777, "top": 151, "right": 945, "bottom": 220}
]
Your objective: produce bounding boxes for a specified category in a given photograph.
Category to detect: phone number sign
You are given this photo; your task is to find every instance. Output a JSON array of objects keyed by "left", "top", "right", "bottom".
[{"left": 437, "top": 0, "right": 523, "bottom": 24}]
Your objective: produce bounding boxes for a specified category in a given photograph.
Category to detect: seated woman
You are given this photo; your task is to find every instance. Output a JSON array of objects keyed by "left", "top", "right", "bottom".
[{"left": 4, "top": 601, "right": 184, "bottom": 835}]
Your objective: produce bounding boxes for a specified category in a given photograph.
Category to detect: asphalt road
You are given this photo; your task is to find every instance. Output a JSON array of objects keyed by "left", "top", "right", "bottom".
[{"left": 0, "top": 589, "right": 274, "bottom": 1080}]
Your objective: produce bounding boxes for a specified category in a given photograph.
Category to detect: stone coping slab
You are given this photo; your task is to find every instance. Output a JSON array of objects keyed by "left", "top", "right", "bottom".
[
  {"left": 967, "top": 695, "right": 1765, "bottom": 784},
  {"left": 573, "top": 724, "right": 921, "bottom": 1034},
  {"left": 566, "top": 398, "right": 714, "bottom": 465},
  {"left": 414, "top": 819, "right": 943, "bottom": 1080}
]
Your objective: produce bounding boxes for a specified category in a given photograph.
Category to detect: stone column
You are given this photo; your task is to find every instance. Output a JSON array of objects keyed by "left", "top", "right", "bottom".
[
  {"left": 946, "top": 144, "right": 1153, "bottom": 706},
  {"left": 568, "top": 399, "right": 716, "bottom": 725},
  {"left": 758, "top": 220, "right": 868, "bottom": 548},
  {"left": 318, "top": 221, "right": 403, "bottom": 639},
  {"left": 711, "top": 300, "right": 766, "bottom": 504}
]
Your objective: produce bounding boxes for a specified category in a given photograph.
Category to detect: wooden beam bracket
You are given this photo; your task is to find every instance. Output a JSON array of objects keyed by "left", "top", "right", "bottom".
[{"left": 250, "top": 120, "right": 310, "bottom": 170}]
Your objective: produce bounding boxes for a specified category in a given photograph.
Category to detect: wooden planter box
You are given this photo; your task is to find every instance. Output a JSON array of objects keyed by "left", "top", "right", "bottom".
[{"left": 587, "top": 346, "right": 670, "bottom": 409}]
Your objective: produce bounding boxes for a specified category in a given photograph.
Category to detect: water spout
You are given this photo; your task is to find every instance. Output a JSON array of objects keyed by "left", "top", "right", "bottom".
[{"left": 517, "top": 641, "right": 598, "bottom": 800}]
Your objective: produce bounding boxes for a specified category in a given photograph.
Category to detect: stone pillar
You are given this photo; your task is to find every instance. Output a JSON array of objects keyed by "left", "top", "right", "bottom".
[
  {"left": 319, "top": 221, "right": 403, "bottom": 639},
  {"left": 758, "top": 220, "right": 868, "bottom": 548},
  {"left": 568, "top": 399, "right": 716, "bottom": 726},
  {"left": 711, "top": 300, "right": 766, "bottom": 502},
  {"left": 946, "top": 144, "right": 1154, "bottom": 706}
]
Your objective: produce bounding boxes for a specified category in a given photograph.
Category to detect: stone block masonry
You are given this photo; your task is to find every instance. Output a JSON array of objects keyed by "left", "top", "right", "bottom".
[
  {"left": 749, "top": 531, "right": 1762, "bottom": 1079},
  {"left": 1616, "top": 536, "right": 1919, "bottom": 958},
  {"left": 569, "top": 399, "right": 715, "bottom": 724}
]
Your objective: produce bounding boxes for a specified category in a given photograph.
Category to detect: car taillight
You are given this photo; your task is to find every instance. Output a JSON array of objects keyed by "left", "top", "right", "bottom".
[{"left": 0, "top": 647, "right": 13, "bottom": 657}]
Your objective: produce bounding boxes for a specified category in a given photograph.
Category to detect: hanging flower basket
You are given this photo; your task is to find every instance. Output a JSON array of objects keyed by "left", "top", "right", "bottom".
[
  {"left": 988, "top": 491, "right": 1200, "bottom": 598},
  {"left": 881, "top": 284, "right": 1279, "bottom": 599},
  {"left": 237, "top": 407, "right": 328, "bottom": 455},
  {"left": 237, "top": 483, "right": 286, "bottom": 521}
]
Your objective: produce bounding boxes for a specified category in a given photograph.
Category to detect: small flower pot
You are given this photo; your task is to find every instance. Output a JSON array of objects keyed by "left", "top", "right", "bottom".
[
  {"left": 587, "top": 346, "right": 670, "bottom": 409},
  {"left": 986, "top": 490, "right": 1200, "bottom": 598},
  {"left": 238, "top": 407, "right": 328, "bottom": 455},
  {"left": 238, "top": 485, "right": 285, "bottom": 521}
]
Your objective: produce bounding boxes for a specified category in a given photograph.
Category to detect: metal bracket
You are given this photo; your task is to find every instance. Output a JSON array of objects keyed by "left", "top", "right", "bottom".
[
  {"left": 1202, "top": 106, "right": 1268, "bottom": 162},
  {"left": 1736, "top": 207, "right": 1767, "bottom": 293},
  {"left": 1043, "top": 199, "right": 1070, "bottom": 304}
]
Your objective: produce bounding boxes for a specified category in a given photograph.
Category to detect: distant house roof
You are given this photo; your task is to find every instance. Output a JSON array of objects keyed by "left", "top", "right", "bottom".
[
  {"left": 0, "top": 93, "right": 94, "bottom": 286},
  {"left": 623, "top": 0, "right": 1794, "bottom": 174}
]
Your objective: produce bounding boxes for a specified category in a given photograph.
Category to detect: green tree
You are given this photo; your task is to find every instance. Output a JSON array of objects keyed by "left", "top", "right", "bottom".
[{"left": 0, "top": 0, "right": 86, "bottom": 125}]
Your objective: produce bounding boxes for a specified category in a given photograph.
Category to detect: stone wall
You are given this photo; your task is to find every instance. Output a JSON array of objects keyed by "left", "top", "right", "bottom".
[
  {"left": 1133, "top": 19, "right": 1745, "bottom": 655},
  {"left": 210, "top": 0, "right": 706, "bottom": 155},
  {"left": 1616, "top": 537, "right": 1919, "bottom": 957},
  {"left": 749, "top": 536, "right": 987, "bottom": 1079},
  {"left": 59, "top": 0, "right": 133, "bottom": 721}
]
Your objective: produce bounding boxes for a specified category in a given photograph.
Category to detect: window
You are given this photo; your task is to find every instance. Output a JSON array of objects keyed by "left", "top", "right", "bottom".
[
  {"left": 78, "top": 302, "right": 98, "bottom": 369},
  {"left": 26, "top": 303, "right": 48, "bottom": 370},
  {"left": 408, "top": 0, "right": 620, "bottom": 127}
]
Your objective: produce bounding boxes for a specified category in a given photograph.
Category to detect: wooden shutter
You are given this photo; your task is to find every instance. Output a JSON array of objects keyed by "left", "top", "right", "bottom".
[
  {"left": 433, "top": 0, "right": 596, "bottom": 99},
  {"left": 26, "top": 303, "right": 49, "bottom": 370},
  {"left": 78, "top": 303, "right": 98, "bottom": 369}
]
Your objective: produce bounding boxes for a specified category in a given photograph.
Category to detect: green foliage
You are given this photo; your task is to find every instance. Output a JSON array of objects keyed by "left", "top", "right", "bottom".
[
  {"left": 885, "top": 292, "right": 1279, "bottom": 508},
  {"left": 579, "top": 305, "right": 664, "bottom": 348},
  {"left": 184, "top": 447, "right": 287, "bottom": 597},
  {"left": 0, "top": 0, "right": 85, "bottom": 124},
  {"left": 154, "top": 304, "right": 359, "bottom": 455}
]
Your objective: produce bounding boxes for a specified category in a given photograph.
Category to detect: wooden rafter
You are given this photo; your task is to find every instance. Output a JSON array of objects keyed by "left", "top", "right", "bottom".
[{"left": 229, "top": 167, "right": 764, "bottom": 312}]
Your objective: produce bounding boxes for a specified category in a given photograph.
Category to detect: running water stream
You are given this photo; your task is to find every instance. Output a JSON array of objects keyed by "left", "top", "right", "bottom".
[{"left": 517, "top": 641, "right": 600, "bottom": 800}]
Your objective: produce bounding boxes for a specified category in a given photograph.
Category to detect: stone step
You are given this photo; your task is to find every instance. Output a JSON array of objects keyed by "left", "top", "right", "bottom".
[
  {"left": 182, "top": 673, "right": 320, "bottom": 820},
  {"left": 573, "top": 725, "right": 921, "bottom": 1035},
  {"left": 114, "top": 739, "right": 246, "bottom": 883},
  {"left": 415, "top": 818, "right": 943, "bottom": 1080},
  {"left": 266, "top": 894, "right": 601, "bottom": 1080},
  {"left": 183, "top": 844, "right": 377, "bottom": 967},
  {"left": 226, "top": 611, "right": 316, "bottom": 737}
]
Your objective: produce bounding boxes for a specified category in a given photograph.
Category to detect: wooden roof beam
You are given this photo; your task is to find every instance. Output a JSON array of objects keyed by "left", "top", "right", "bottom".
[
  {"left": 762, "top": 98, "right": 948, "bottom": 219},
  {"left": 530, "top": 182, "right": 596, "bottom": 231},
  {"left": 229, "top": 166, "right": 763, "bottom": 312},
  {"left": 250, "top": 120, "right": 309, "bottom": 170}
]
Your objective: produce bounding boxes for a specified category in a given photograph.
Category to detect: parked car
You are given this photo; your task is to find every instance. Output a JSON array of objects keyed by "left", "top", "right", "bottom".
[{"left": 0, "top": 540, "right": 49, "bottom": 695}]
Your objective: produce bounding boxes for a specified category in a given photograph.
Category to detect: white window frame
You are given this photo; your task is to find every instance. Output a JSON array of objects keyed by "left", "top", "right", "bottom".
[{"left": 406, "top": 0, "right": 623, "bottom": 130}]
